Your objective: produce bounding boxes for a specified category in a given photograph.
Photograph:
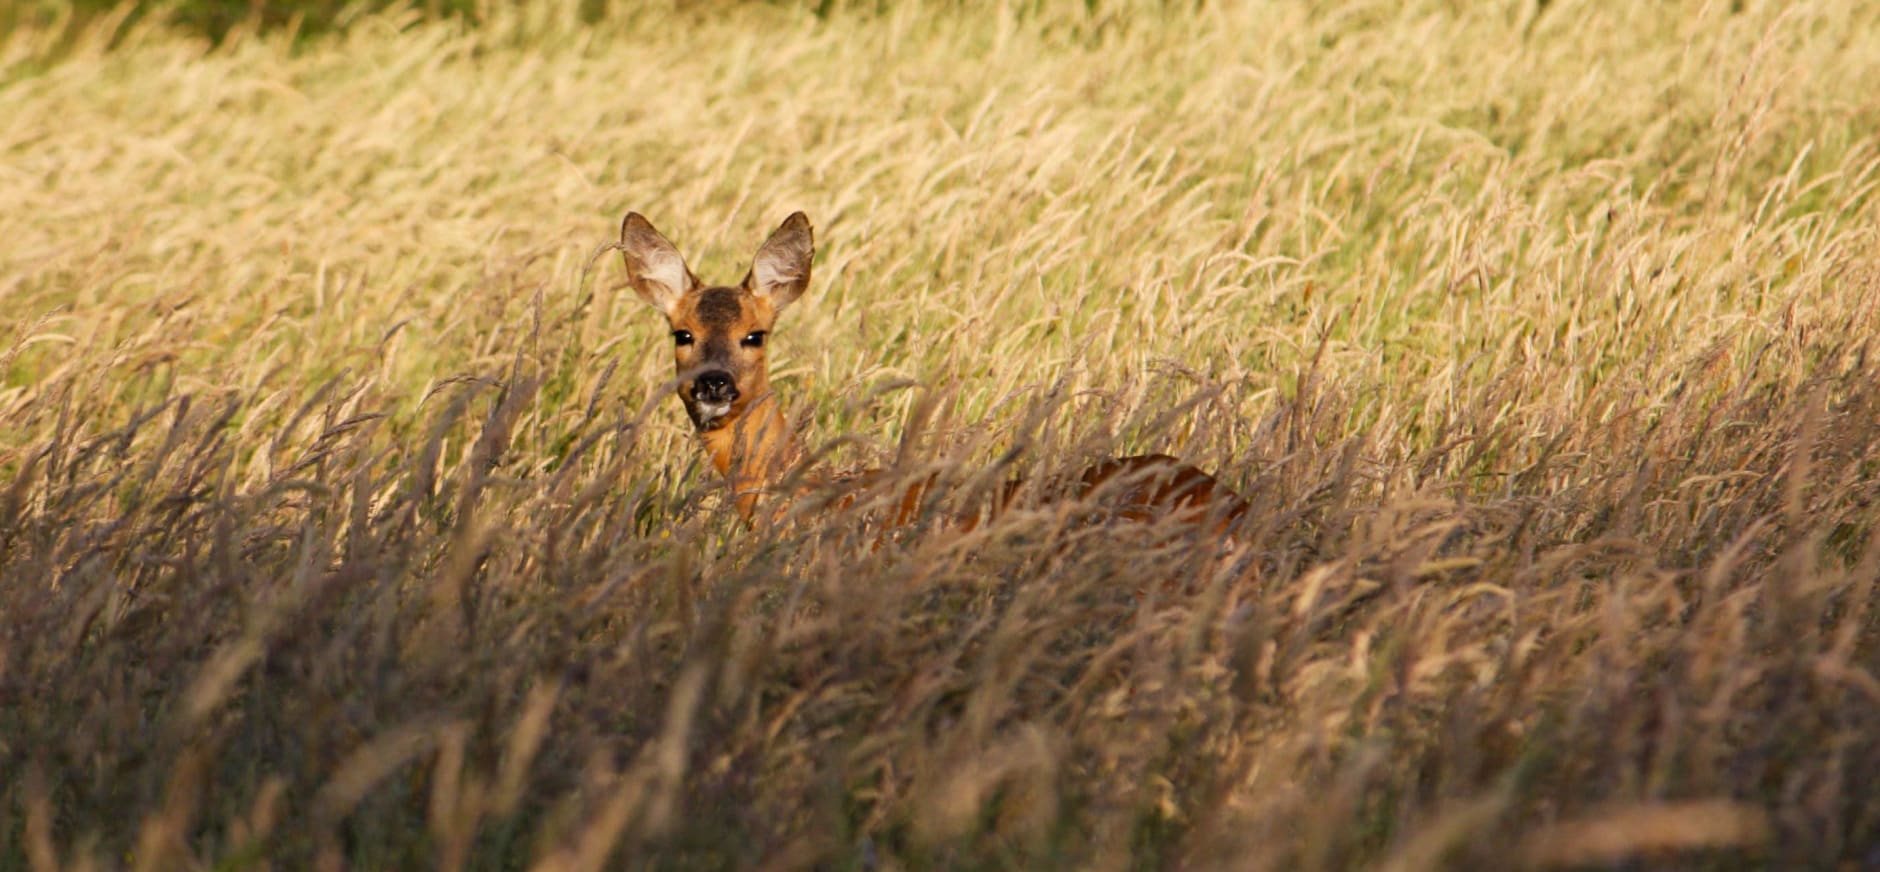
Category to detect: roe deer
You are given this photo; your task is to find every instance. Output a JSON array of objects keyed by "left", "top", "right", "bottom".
[{"left": 617, "top": 211, "right": 1248, "bottom": 532}]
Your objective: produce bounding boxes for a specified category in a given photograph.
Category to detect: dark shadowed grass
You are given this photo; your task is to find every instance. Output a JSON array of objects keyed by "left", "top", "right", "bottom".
[{"left": 4, "top": 308, "right": 1877, "bottom": 868}]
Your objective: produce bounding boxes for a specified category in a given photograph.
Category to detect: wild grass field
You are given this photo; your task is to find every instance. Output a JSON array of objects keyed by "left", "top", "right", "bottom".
[{"left": 4, "top": 0, "right": 1880, "bottom": 868}]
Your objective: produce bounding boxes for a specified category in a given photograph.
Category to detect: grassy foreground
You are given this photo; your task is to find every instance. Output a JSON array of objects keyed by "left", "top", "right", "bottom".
[{"left": 4, "top": 0, "right": 1880, "bottom": 868}]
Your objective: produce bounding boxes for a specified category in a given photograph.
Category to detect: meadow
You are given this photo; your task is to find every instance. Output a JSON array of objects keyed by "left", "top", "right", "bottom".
[{"left": 3, "top": 0, "right": 1879, "bottom": 868}]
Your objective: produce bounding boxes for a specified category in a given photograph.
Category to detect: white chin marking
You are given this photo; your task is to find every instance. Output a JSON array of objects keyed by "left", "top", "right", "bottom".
[{"left": 698, "top": 402, "right": 731, "bottom": 425}]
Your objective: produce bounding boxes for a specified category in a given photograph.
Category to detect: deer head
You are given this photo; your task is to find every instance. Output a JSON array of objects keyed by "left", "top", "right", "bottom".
[
  {"left": 618, "top": 211, "right": 813, "bottom": 432},
  {"left": 618, "top": 212, "right": 814, "bottom": 518}
]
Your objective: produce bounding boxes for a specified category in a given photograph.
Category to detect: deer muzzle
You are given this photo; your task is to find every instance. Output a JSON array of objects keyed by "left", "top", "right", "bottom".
[{"left": 691, "top": 369, "right": 739, "bottom": 425}]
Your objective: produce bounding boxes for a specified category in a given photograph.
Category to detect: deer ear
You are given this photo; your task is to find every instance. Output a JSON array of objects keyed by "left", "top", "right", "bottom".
[
  {"left": 745, "top": 212, "right": 813, "bottom": 311},
  {"left": 619, "top": 212, "right": 697, "bottom": 315}
]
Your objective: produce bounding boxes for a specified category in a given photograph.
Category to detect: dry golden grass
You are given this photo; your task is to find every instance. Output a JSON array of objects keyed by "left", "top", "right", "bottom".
[{"left": 4, "top": 0, "right": 1880, "bottom": 868}]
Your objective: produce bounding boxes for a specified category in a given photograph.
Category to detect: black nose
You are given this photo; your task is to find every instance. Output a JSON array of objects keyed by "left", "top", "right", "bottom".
[{"left": 693, "top": 370, "right": 738, "bottom": 404}]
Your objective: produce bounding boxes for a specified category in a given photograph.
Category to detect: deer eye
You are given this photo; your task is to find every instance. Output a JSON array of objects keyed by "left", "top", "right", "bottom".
[
  {"left": 741, "top": 331, "right": 766, "bottom": 348},
  {"left": 672, "top": 330, "right": 694, "bottom": 346}
]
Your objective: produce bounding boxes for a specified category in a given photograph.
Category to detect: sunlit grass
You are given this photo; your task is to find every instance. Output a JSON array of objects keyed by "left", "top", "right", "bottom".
[{"left": 3, "top": 0, "right": 1879, "bottom": 868}]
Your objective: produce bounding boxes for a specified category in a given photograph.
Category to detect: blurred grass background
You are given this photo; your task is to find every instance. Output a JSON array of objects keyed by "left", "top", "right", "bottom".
[{"left": 7, "top": 0, "right": 542, "bottom": 47}]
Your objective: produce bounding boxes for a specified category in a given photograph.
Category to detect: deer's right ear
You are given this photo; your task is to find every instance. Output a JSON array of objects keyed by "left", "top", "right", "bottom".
[{"left": 619, "top": 212, "right": 697, "bottom": 315}]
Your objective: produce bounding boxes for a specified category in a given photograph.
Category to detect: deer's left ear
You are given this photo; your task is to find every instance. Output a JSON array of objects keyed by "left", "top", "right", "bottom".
[{"left": 745, "top": 212, "right": 813, "bottom": 312}]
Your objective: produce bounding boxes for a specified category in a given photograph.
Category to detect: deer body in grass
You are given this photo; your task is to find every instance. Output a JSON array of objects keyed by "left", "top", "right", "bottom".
[{"left": 617, "top": 211, "right": 1248, "bottom": 532}]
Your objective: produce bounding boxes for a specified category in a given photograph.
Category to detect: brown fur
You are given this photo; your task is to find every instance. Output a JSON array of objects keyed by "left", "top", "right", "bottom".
[
  {"left": 618, "top": 211, "right": 809, "bottom": 521},
  {"left": 619, "top": 212, "right": 1247, "bottom": 533}
]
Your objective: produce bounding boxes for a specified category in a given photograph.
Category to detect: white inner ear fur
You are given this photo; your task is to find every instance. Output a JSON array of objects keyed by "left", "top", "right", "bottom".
[
  {"left": 636, "top": 250, "right": 693, "bottom": 312},
  {"left": 750, "top": 250, "right": 803, "bottom": 293}
]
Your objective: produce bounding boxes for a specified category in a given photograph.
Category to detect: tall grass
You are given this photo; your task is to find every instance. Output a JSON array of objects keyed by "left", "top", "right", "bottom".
[{"left": 3, "top": 0, "right": 1879, "bottom": 868}]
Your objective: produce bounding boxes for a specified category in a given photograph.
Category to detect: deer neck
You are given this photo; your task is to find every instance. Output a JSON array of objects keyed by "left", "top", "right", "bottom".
[{"left": 698, "top": 390, "right": 797, "bottom": 523}]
